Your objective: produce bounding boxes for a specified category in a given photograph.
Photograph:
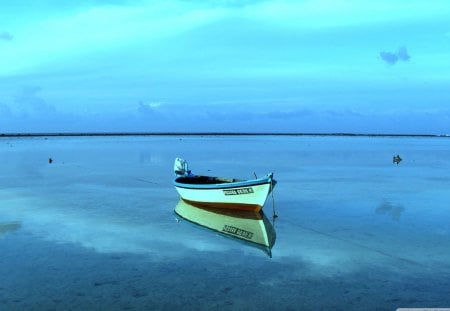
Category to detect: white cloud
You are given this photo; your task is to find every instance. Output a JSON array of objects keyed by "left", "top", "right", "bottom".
[
  {"left": 245, "top": 0, "right": 450, "bottom": 29},
  {"left": 0, "top": 1, "right": 229, "bottom": 75},
  {"left": 3, "top": 0, "right": 450, "bottom": 76},
  {"left": 145, "top": 101, "right": 163, "bottom": 109}
]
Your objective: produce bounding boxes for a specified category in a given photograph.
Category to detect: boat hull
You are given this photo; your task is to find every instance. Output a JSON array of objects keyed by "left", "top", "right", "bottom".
[{"left": 174, "top": 175, "right": 274, "bottom": 212}]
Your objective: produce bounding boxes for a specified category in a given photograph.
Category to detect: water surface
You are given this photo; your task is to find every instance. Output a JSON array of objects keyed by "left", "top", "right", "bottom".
[{"left": 1, "top": 135, "right": 449, "bottom": 310}]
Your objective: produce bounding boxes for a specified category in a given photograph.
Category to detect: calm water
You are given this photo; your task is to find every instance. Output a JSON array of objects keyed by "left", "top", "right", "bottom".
[{"left": 1, "top": 135, "right": 449, "bottom": 310}]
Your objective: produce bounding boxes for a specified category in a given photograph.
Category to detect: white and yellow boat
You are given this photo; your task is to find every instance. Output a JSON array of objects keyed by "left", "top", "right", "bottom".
[
  {"left": 173, "top": 158, "right": 276, "bottom": 212},
  {"left": 174, "top": 199, "right": 276, "bottom": 256}
]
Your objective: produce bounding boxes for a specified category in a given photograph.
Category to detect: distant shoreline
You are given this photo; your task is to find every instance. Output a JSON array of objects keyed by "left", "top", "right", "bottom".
[{"left": 1, "top": 132, "right": 449, "bottom": 138}]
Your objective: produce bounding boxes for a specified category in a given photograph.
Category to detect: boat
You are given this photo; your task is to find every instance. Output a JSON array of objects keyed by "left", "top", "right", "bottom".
[
  {"left": 174, "top": 199, "right": 276, "bottom": 256},
  {"left": 173, "top": 158, "right": 276, "bottom": 212}
]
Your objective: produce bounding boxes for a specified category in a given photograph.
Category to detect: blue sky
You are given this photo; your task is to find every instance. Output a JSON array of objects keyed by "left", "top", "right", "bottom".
[{"left": 1, "top": 0, "right": 449, "bottom": 134}]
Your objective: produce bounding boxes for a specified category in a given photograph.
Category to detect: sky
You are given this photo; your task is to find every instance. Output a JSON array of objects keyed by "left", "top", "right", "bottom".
[{"left": 1, "top": 0, "right": 449, "bottom": 134}]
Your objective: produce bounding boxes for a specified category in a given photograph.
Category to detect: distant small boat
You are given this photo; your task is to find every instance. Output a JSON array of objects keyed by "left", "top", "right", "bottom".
[
  {"left": 174, "top": 199, "right": 276, "bottom": 256},
  {"left": 173, "top": 158, "right": 276, "bottom": 212},
  {"left": 393, "top": 154, "right": 402, "bottom": 165}
]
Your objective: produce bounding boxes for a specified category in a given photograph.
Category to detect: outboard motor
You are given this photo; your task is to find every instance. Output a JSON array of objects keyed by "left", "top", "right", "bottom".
[{"left": 174, "top": 158, "right": 190, "bottom": 176}]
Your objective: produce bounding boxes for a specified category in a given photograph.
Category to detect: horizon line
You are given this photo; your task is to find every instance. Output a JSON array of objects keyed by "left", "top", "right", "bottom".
[{"left": 1, "top": 132, "right": 449, "bottom": 138}]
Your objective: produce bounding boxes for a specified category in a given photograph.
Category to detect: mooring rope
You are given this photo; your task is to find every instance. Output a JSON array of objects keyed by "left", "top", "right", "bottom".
[{"left": 270, "top": 178, "right": 278, "bottom": 219}]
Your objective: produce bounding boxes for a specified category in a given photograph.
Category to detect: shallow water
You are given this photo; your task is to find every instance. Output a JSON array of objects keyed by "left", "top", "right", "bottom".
[{"left": 1, "top": 135, "right": 449, "bottom": 310}]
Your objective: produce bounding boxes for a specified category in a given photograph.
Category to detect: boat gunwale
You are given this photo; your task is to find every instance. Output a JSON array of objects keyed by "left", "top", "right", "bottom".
[{"left": 173, "top": 175, "right": 273, "bottom": 190}]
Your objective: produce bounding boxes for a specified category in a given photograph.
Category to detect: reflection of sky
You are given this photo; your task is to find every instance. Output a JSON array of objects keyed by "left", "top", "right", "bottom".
[
  {"left": 3, "top": 183, "right": 449, "bottom": 277},
  {"left": 0, "top": 188, "right": 255, "bottom": 256},
  {"left": 1, "top": 1, "right": 450, "bottom": 134},
  {"left": 1, "top": 136, "right": 450, "bottom": 278}
]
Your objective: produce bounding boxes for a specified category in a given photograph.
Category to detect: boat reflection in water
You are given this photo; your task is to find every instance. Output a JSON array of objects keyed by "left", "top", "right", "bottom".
[{"left": 175, "top": 199, "right": 276, "bottom": 257}]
